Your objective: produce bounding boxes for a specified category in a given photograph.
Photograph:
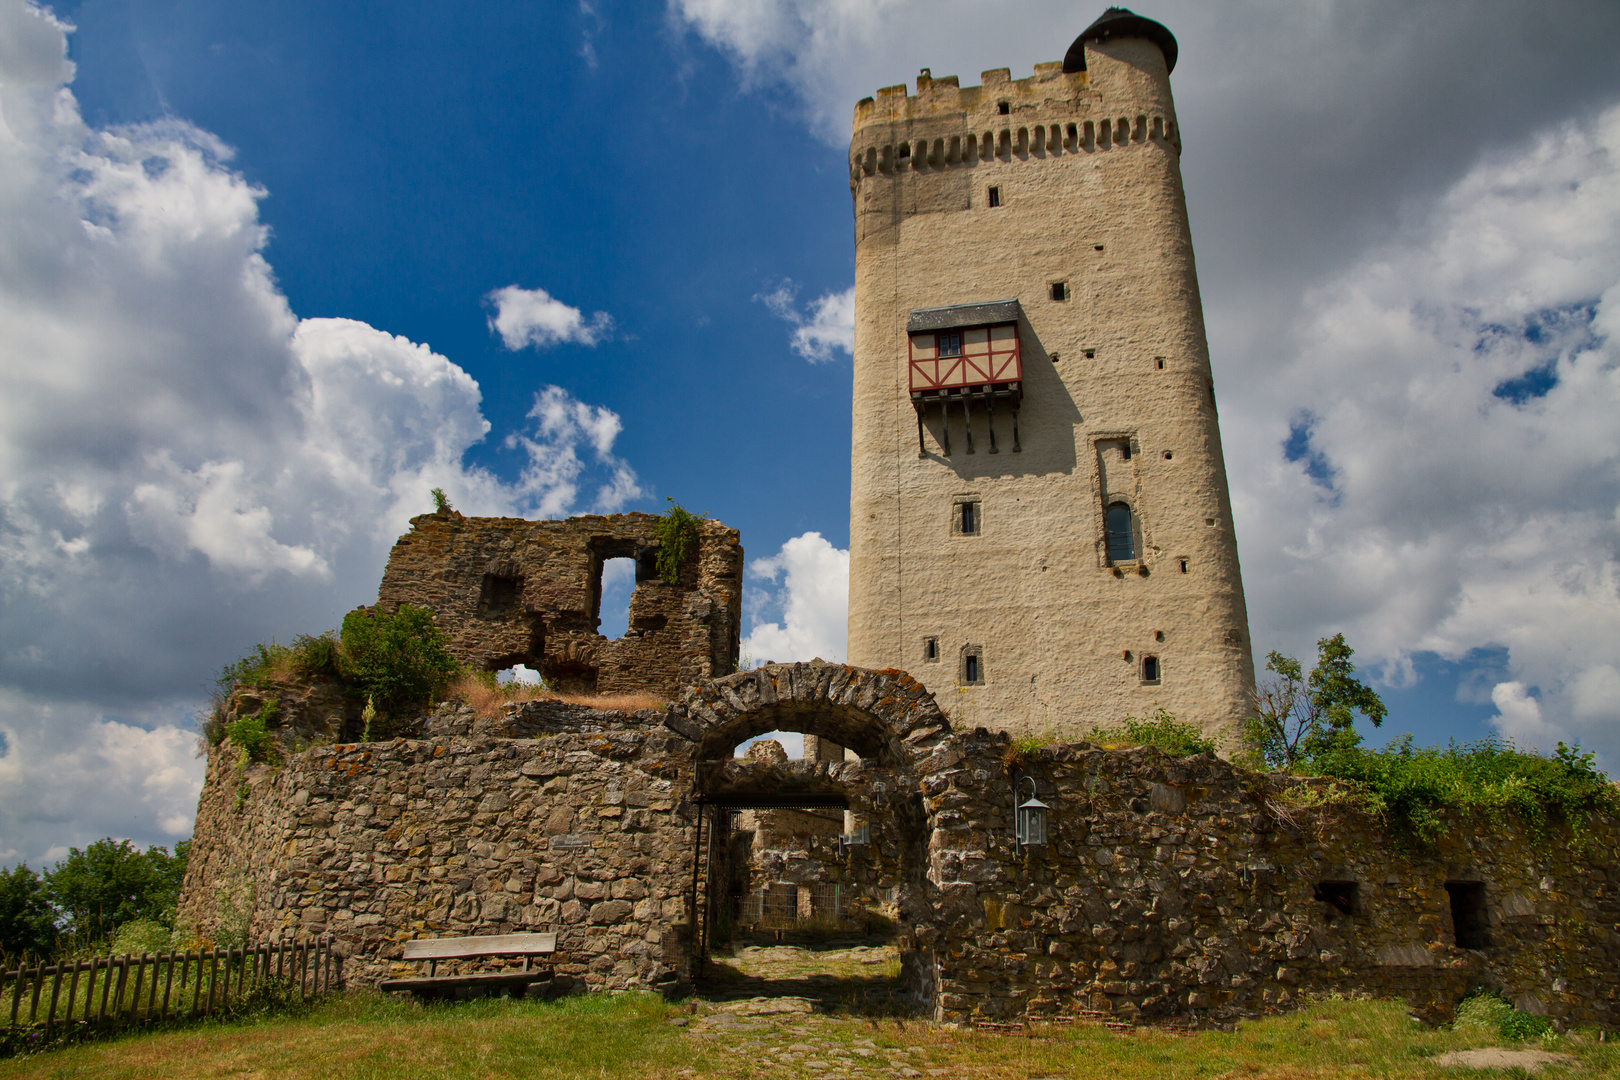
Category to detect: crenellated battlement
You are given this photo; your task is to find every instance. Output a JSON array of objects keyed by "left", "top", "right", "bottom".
[
  {"left": 848, "top": 109, "right": 1179, "bottom": 187},
  {"left": 849, "top": 48, "right": 1180, "bottom": 189}
]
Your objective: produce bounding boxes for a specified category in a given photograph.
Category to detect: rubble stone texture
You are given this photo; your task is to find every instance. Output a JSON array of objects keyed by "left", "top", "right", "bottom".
[
  {"left": 181, "top": 662, "right": 1620, "bottom": 1029},
  {"left": 375, "top": 511, "right": 742, "bottom": 696},
  {"left": 845, "top": 21, "right": 1256, "bottom": 742}
]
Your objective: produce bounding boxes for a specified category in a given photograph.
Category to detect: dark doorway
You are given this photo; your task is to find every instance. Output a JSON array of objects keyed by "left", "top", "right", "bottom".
[{"left": 1445, "top": 881, "right": 1490, "bottom": 949}]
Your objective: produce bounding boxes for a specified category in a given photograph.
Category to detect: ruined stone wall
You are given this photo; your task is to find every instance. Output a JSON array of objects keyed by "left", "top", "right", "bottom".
[
  {"left": 181, "top": 663, "right": 1620, "bottom": 1032},
  {"left": 375, "top": 511, "right": 741, "bottom": 696},
  {"left": 179, "top": 703, "right": 699, "bottom": 994},
  {"left": 915, "top": 731, "right": 1620, "bottom": 1028}
]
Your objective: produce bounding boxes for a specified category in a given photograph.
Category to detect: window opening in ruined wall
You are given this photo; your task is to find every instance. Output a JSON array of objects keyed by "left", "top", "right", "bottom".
[
  {"left": 479, "top": 573, "right": 522, "bottom": 617},
  {"left": 597, "top": 557, "right": 636, "bottom": 640},
  {"left": 1314, "top": 880, "right": 1359, "bottom": 916},
  {"left": 1446, "top": 881, "right": 1491, "bottom": 949}
]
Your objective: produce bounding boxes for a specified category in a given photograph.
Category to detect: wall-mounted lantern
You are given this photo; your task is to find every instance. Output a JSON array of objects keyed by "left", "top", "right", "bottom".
[
  {"left": 839, "top": 812, "right": 870, "bottom": 855},
  {"left": 1015, "top": 776, "right": 1049, "bottom": 846}
]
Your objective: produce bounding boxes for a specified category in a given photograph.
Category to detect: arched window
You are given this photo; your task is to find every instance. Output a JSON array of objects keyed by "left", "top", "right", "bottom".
[{"left": 1105, "top": 502, "right": 1136, "bottom": 563}]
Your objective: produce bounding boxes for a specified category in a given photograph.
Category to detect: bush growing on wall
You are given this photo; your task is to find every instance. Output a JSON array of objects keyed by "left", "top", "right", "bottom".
[{"left": 339, "top": 604, "right": 461, "bottom": 723}]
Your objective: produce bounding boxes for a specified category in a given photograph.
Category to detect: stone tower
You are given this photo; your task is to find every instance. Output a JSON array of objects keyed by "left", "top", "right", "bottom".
[{"left": 845, "top": 8, "right": 1255, "bottom": 742}]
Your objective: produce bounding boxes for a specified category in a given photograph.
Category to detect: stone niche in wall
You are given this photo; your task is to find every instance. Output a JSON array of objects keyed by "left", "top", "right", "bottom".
[{"left": 374, "top": 511, "right": 742, "bottom": 696}]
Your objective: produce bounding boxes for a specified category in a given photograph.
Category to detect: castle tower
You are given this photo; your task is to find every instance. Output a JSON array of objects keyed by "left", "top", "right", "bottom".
[{"left": 846, "top": 8, "right": 1255, "bottom": 742}]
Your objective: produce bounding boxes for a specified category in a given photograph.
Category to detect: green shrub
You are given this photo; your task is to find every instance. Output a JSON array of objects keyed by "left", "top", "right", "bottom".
[
  {"left": 654, "top": 498, "right": 706, "bottom": 585},
  {"left": 1456, "top": 992, "right": 1552, "bottom": 1041},
  {"left": 1454, "top": 992, "right": 1511, "bottom": 1032},
  {"left": 1307, "top": 734, "right": 1619, "bottom": 846},
  {"left": 339, "top": 604, "right": 461, "bottom": 722},
  {"left": 1499, "top": 1008, "right": 1552, "bottom": 1041},
  {"left": 1088, "top": 707, "right": 1216, "bottom": 757},
  {"left": 225, "top": 698, "right": 279, "bottom": 761},
  {"left": 430, "top": 487, "right": 453, "bottom": 514},
  {"left": 216, "top": 641, "right": 293, "bottom": 694},
  {"left": 290, "top": 631, "right": 341, "bottom": 679}
]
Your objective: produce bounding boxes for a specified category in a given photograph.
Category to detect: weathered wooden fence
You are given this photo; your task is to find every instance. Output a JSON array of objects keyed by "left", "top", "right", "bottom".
[{"left": 2, "top": 936, "right": 335, "bottom": 1033}]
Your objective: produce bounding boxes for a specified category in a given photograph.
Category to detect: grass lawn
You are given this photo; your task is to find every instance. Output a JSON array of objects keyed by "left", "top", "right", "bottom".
[{"left": 0, "top": 991, "right": 1613, "bottom": 1079}]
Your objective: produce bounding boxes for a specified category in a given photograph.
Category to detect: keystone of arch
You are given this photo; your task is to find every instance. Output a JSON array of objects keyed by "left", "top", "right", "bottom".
[{"left": 664, "top": 661, "right": 951, "bottom": 767}]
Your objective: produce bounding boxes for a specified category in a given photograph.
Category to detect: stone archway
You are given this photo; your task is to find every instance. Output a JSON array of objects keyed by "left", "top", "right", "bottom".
[
  {"left": 664, "top": 662, "right": 951, "bottom": 1002},
  {"left": 665, "top": 661, "right": 952, "bottom": 768}
]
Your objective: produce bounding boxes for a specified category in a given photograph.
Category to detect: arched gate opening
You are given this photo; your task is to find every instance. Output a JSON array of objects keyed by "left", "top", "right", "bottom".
[{"left": 664, "top": 663, "right": 951, "bottom": 1003}]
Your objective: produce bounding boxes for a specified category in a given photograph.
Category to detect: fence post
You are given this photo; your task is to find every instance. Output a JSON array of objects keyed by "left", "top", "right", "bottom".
[
  {"left": 146, "top": 953, "right": 160, "bottom": 1017},
  {"left": 189, "top": 950, "right": 203, "bottom": 1019},
  {"left": 46, "top": 962, "right": 63, "bottom": 1028},
  {"left": 8, "top": 960, "right": 21, "bottom": 1029},
  {"left": 130, "top": 955, "right": 147, "bottom": 1021},
  {"left": 29, "top": 961, "right": 44, "bottom": 1025},
  {"left": 64, "top": 960, "right": 82, "bottom": 1024},
  {"left": 161, "top": 951, "right": 176, "bottom": 1019}
]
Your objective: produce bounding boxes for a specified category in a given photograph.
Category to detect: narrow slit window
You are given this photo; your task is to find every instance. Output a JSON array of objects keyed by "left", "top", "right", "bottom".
[
  {"left": 987, "top": 186, "right": 1001, "bottom": 208},
  {"left": 1156, "top": 357, "right": 1166, "bottom": 369},
  {"left": 1141, "top": 656, "right": 1160, "bottom": 684},
  {"left": 955, "top": 499, "right": 980, "bottom": 536},
  {"left": 1178, "top": 558, "right": 1188, "bottom": 574},
  {"left": 961, "top": 647, "right": 984, "bottom": 685},
  {"left": 1084, "top": 348, "right": 1095, "bottom": 359},
  {"left": 1105, "top": 502, "right": 1135, "bottom": 563},
  {"left": 1121, "top": 442, "right": 1132, "bottom": 461},
  {"left": 937, "top": 332, "right": 962, "bottom": 357},
  {"left": 923, "top": 636, "right": 940, "bottom": 663}
]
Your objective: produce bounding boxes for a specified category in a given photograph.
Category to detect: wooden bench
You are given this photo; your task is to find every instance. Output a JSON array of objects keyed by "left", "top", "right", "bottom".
[{"left": 377, "top": 933, "right": 556, "bottom": 998}]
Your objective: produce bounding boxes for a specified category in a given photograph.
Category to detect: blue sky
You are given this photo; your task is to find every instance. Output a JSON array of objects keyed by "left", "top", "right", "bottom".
[{"left": 2, "top": 0, "right": 1619, "bottom": 864}]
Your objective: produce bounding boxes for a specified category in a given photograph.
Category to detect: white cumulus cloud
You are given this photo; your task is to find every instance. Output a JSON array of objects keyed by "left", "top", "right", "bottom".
[
  {"left": 1228, "top": 106, "right": 1620, "bottom": 757},
  {"left": 486, "top": 284, "right": 615, "bottom": 349},
  {"left": 757, "top": 281, "right": 854, "bottom": 363},
  {"left": 0, "top": 1, "right": 642, "bottom": 864},
  {"left": 742, "top": 532, "right": 849, "bottom": 665}
]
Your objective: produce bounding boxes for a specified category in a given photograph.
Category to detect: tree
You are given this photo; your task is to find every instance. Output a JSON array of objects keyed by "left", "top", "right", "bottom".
[
  {"left": 42, "top": 839, "right": 189, "bottom": 948},
  {"left": 0, "top": 864, "right": 56, "bottom": 962},
  {"left": 1248, "top": 633, "right": 1387, "bottom": 770}
]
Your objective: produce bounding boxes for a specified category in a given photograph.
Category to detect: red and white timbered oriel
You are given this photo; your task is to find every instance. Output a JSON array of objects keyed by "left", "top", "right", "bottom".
[{"left": 908, "top": 323, "right": 1021, "bottom": 395}]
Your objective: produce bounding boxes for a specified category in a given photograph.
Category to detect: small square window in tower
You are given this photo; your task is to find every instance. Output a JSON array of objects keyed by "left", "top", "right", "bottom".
[
  {"left": 953, "top": 498, "right": 981, "bottom": 536},
  {"left": 1445, "top": 881, "right": 1491, "bottom": 949},
  {"left": 1140, "top": 656, "right": 1160, "bottom": 684},
  {"left": 987, "top": 186, "right": 1001, "bottom": 207},
  {"left": 1049, "top": 281, "right": 1068, "bottom": 302},
  {"left": 961, "top": 646, "right": 984, "bottom": 685}
]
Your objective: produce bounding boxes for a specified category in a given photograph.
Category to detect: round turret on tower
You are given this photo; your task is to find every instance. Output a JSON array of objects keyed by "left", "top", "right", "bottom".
[{"left": 1062, "top": 6, "right": 1178, "bottom": 73}]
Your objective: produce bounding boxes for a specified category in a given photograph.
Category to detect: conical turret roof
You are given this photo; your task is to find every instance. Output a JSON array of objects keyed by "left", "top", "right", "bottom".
[{"left": 1062, "top": 7, "right": 1178, "bottom": 74}]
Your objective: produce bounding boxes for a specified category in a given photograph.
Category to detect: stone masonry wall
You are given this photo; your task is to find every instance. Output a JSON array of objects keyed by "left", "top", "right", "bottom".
[
  {"left": 181, "top": 663, "right": 1620, "bottom": 1031},
  {"left": 915, "top": 730, "right": 1620, "bottom": 1028},
  {"left": 179, "top": 703, "right": 699, "bottom": 993},
  {"left": 375, "top": 511, "right": 742, "bottom": 696}
]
